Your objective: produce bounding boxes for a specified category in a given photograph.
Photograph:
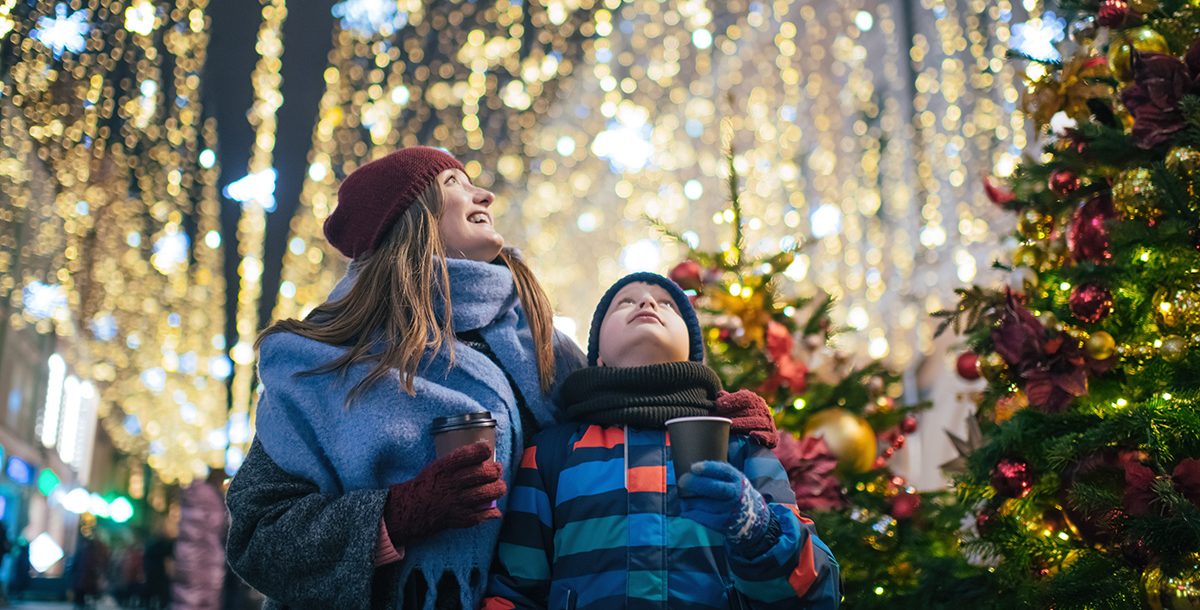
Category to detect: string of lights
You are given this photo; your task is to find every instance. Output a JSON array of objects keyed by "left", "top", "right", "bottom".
[
  {"left": 267, "top": 0, "right": 608, "bottom": 426},
  {"left": 1, "top": 0, "right": 227, "bottom": 484},
  {"left": 273, "top": 0, "right": 1041, "bottom": 375},
  {"left": 0, "top": 0, "right": 1064, "bottom": 483}
]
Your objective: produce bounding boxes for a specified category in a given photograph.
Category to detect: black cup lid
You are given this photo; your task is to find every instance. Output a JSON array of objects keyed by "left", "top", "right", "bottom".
[{"left": 431, "top": 412, "right": 497, "bottom": 433}]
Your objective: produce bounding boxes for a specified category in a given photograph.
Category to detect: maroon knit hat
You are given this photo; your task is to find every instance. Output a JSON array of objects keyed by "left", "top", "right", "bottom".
[{"left": 323, "top": 146, "right": 465, "bottom": 259}]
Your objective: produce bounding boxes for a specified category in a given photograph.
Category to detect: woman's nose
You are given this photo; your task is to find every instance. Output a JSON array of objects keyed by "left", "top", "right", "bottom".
[{"left": 473, "top": 187, "right": 495, "bottom": 206}]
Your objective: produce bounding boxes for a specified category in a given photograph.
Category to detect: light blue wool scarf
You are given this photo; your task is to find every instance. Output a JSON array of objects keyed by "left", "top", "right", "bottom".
[{"left": 254, "top": 256, "right": 577, "bottom": 609}]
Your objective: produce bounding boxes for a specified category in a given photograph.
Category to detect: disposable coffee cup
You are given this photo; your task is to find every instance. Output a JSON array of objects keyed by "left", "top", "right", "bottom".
[
  {"left": 431, "top": 412, "right": 497, "bottom": 459},
  {"left": 665, "top": 416, "right": 732, "bottom": 490},
  {"left": 432, "top": 412, "right": 499, "bottom": 509}
]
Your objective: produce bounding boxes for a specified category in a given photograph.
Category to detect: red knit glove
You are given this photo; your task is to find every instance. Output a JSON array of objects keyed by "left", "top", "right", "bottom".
[
  {"left": 716, "top": 389, "right": 779, "bottom": 448},
  {"left": 382, "top": 442, "right": 506, "bottom": 547}
]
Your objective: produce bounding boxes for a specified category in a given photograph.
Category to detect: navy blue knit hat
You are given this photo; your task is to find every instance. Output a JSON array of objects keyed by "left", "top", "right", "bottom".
[{"left": 587, "top": 272, "right": 704, "bottom": 366}]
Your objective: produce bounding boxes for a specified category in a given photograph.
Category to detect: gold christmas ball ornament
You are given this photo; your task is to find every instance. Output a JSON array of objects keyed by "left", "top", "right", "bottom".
[
  {"left": 1047, "top": 237, "right": 1070, "bottom": 265},
  {"left": 1143, "top": 554, "right": 1200, "bottom": 610},
  {"left": 1166, "top": 147, "right": 1200, "bottom": 176},
  {"left": 1112, "top": 167, "right": 1165, "bottom": 221},
  {"left": 802, "top": 408, "right": 878, "bottom": 474},
  {"left": 1154, "top": 287, "right": 1200, "bottom": 329},
  {"left": 1017, "top": 209, "right": 1054, "bottom": 240},
  {"left": 1129, "top": 0, "right": 1160, "bottom": 13},
  {"left": 1086, "top": 331, "right": 1118, "bottom": 360},
  {"left": 979, "top": 352, "right": 1009, "bottom": 382},
  {"left": 1039, "top": 310, "right": 1061, "bottom": 330},
  {"left": 1013, "top": 244, "right": 1046, "bottom": 269},
  {"left": 1108, "top": 27, "right": 1172, "bottom": 82},
  {"left": 1161, "top": 335, "right": 1188, "bottom": 363}
]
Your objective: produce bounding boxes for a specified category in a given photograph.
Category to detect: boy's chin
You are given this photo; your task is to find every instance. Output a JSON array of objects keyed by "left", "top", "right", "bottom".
[{"left": 599, "top": 345, "right": 689, "bottom": 368}]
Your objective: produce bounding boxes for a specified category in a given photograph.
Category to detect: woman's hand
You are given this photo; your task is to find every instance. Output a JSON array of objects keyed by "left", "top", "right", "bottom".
[{"left": 382, "top": 442, "right": 505, "bottom": 547}]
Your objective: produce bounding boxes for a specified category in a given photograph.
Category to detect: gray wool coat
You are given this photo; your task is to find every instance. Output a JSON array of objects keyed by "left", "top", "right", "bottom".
[{"left": 226, "top": 438, "right": 402, "bottom": 610}]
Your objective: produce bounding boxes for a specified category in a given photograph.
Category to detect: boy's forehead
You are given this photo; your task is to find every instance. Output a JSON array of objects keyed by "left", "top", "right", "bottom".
[
  {"left": 611, "top": 281, "right": 669, "bottom": 300},
  {"left": 604, "top": 282, "right": 667, "bottom": 315}
]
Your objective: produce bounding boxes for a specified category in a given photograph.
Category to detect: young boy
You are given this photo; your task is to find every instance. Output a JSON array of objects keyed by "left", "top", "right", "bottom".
[{"left": 484, "top": 272, "right": 840, "bottom": 609}]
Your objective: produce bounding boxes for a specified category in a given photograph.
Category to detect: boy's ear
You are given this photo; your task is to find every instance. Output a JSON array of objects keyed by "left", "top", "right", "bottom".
[{"left": 596, "top": 356, "right": 605, "bottom": 367}]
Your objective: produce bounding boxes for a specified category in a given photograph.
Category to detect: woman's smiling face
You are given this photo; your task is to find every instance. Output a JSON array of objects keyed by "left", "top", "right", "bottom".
[{"left": 436, "top": 167, "right": 503, "bottom": 262}]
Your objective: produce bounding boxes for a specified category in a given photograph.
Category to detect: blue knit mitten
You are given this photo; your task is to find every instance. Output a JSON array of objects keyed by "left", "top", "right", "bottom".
[{"left": 678, "top": 461, "right": 778, "bottom": 556}]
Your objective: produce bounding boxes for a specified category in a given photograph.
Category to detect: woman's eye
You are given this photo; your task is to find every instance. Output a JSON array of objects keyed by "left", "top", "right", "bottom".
[{"left": 445, "top": 175, "right": 458, "bottom": 185}]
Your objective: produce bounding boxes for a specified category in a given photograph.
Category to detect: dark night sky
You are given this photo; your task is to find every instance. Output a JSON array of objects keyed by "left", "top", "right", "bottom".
[{"left": 202, "top": 0, "right": 336, "bottom": 361}]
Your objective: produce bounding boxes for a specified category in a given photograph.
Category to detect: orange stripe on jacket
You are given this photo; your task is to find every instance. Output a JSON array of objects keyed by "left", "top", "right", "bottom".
[
  {"left": 784, "top": 503, "right": 815, "bottom": 525},
  {"left": 572, "top": 425, "right": 625, "bottom": 450},
  {"left": 481, "top": 597, "right": 516, "bottom": 610},
  {"left": 627, "top": 465, "right": 667, "bottom": 493},
  {"left": 519, "top": 446, "right": 538, "bottom": 470},
  {"left": 788, "top": 535, "right": 819, "bottom": 597}
]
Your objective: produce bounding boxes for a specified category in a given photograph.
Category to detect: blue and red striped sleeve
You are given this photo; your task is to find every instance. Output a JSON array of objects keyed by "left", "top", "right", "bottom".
[
  {"left": 485, "top": 442, "right": 555, "bottom": 609},
  {"left": 727, "top": 438, "right": 841, "bottom": 609}
]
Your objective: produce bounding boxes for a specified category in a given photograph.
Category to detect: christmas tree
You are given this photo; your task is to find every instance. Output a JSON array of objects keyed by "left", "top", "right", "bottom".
[
  {"left": 655, "top": 122, "right": 985, "bottom": 608},
  {"left": 936, "top": 1, "right": 1200, "bottom": 607}
]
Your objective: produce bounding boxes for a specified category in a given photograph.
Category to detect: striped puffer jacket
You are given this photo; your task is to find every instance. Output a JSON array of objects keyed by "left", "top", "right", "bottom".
[{"left": 484, "top": 424, "right": 840, "bottom": 609}]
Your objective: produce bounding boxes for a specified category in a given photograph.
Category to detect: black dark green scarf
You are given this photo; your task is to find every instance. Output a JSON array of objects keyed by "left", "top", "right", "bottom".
[{"left": 560, "top": 361, "right": 723, "bottom": 429}]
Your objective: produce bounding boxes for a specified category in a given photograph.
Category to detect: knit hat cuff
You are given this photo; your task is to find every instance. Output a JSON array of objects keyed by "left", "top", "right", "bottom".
[{"left": 324, "top": 148, "right": 465, "bottom": 259}]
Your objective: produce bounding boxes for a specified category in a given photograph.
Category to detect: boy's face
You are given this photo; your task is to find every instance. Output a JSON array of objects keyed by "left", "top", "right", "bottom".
[{"left": 597, "top": 282, "right": 690, "bottom": 367}]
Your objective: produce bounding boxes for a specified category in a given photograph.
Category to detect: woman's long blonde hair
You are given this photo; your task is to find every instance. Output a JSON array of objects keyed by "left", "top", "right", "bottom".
[{"left": 257, "top": 181, "right": 557, "bottom": 404}]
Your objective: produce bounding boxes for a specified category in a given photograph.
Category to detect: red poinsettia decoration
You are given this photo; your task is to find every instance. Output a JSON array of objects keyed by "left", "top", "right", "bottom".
[
  {"left": 760, "top": 321, "right": 808, "bottom": 395},
  {"left": 1124, "top": 458, "right": 1200, "bottom": 515},
  {"left": 1120, "top": 41, "right": 1200, "bottom": 149},
  {"left": 983, "top": 175, "right": 1016, "bottom": 205},
  {"left": 991, "top": 293, "right": 1112, "bottom": 412},
  {"left": 773, "top": 433, "right": 844, "bottom": 511}
]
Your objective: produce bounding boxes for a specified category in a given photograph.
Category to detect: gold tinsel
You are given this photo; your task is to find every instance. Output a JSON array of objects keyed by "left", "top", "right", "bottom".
[{"left": 1022, "top": 55, "right": 1113, "bottom": 129}]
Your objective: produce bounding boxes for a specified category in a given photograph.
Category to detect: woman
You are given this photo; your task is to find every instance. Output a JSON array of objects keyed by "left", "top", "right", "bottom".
[{"left": 226, "top": 147, "right": 776, "bottom": 609}]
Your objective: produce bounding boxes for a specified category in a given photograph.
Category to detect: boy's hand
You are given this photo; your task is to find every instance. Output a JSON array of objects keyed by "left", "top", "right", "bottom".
[{"left": 678, "top": 461, "right": 776, "bottom": 554}]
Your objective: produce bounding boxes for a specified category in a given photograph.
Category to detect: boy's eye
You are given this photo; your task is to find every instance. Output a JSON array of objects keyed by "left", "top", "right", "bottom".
[
  {"left": 659, "top": 300, "right": 674, "bottom": 308},
  {"left": 618, "top": 298, "right": 634, "bottom": 305}
]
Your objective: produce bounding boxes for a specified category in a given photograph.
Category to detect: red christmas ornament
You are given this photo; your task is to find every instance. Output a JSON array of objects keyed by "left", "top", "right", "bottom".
[
  {"left": 956, "top": 351, "right": 982, "bottom": 380},
  {"left": 1068, "top": 193, "right": 1114, "bottom": 263},
  {"left": 1049, "top": 169, "right": 1082, "bottom": 197},
  {"left": 975, "top": 507, "right": 997, "bottom": 534},
  {"left": 890, "top": 490, "right": 922, "bottom": 520},
  {"left": 983, "top": 175, "right": 1016, "bottom": 205},
  {"left": 1069, "top": 282, "right": 1115, "bottom": 323},
  {"left": 669, "top": 260, "right": 704, "bottom": 291},
  {"left": 900, "top": 415, "right": 918, "bottom": 434},
  {"left": 1097, "top": 0, "right": 1130, "bottom": 28},
  {"left": 991, "top": 458, "right": 1035, "bottom": 498}
]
